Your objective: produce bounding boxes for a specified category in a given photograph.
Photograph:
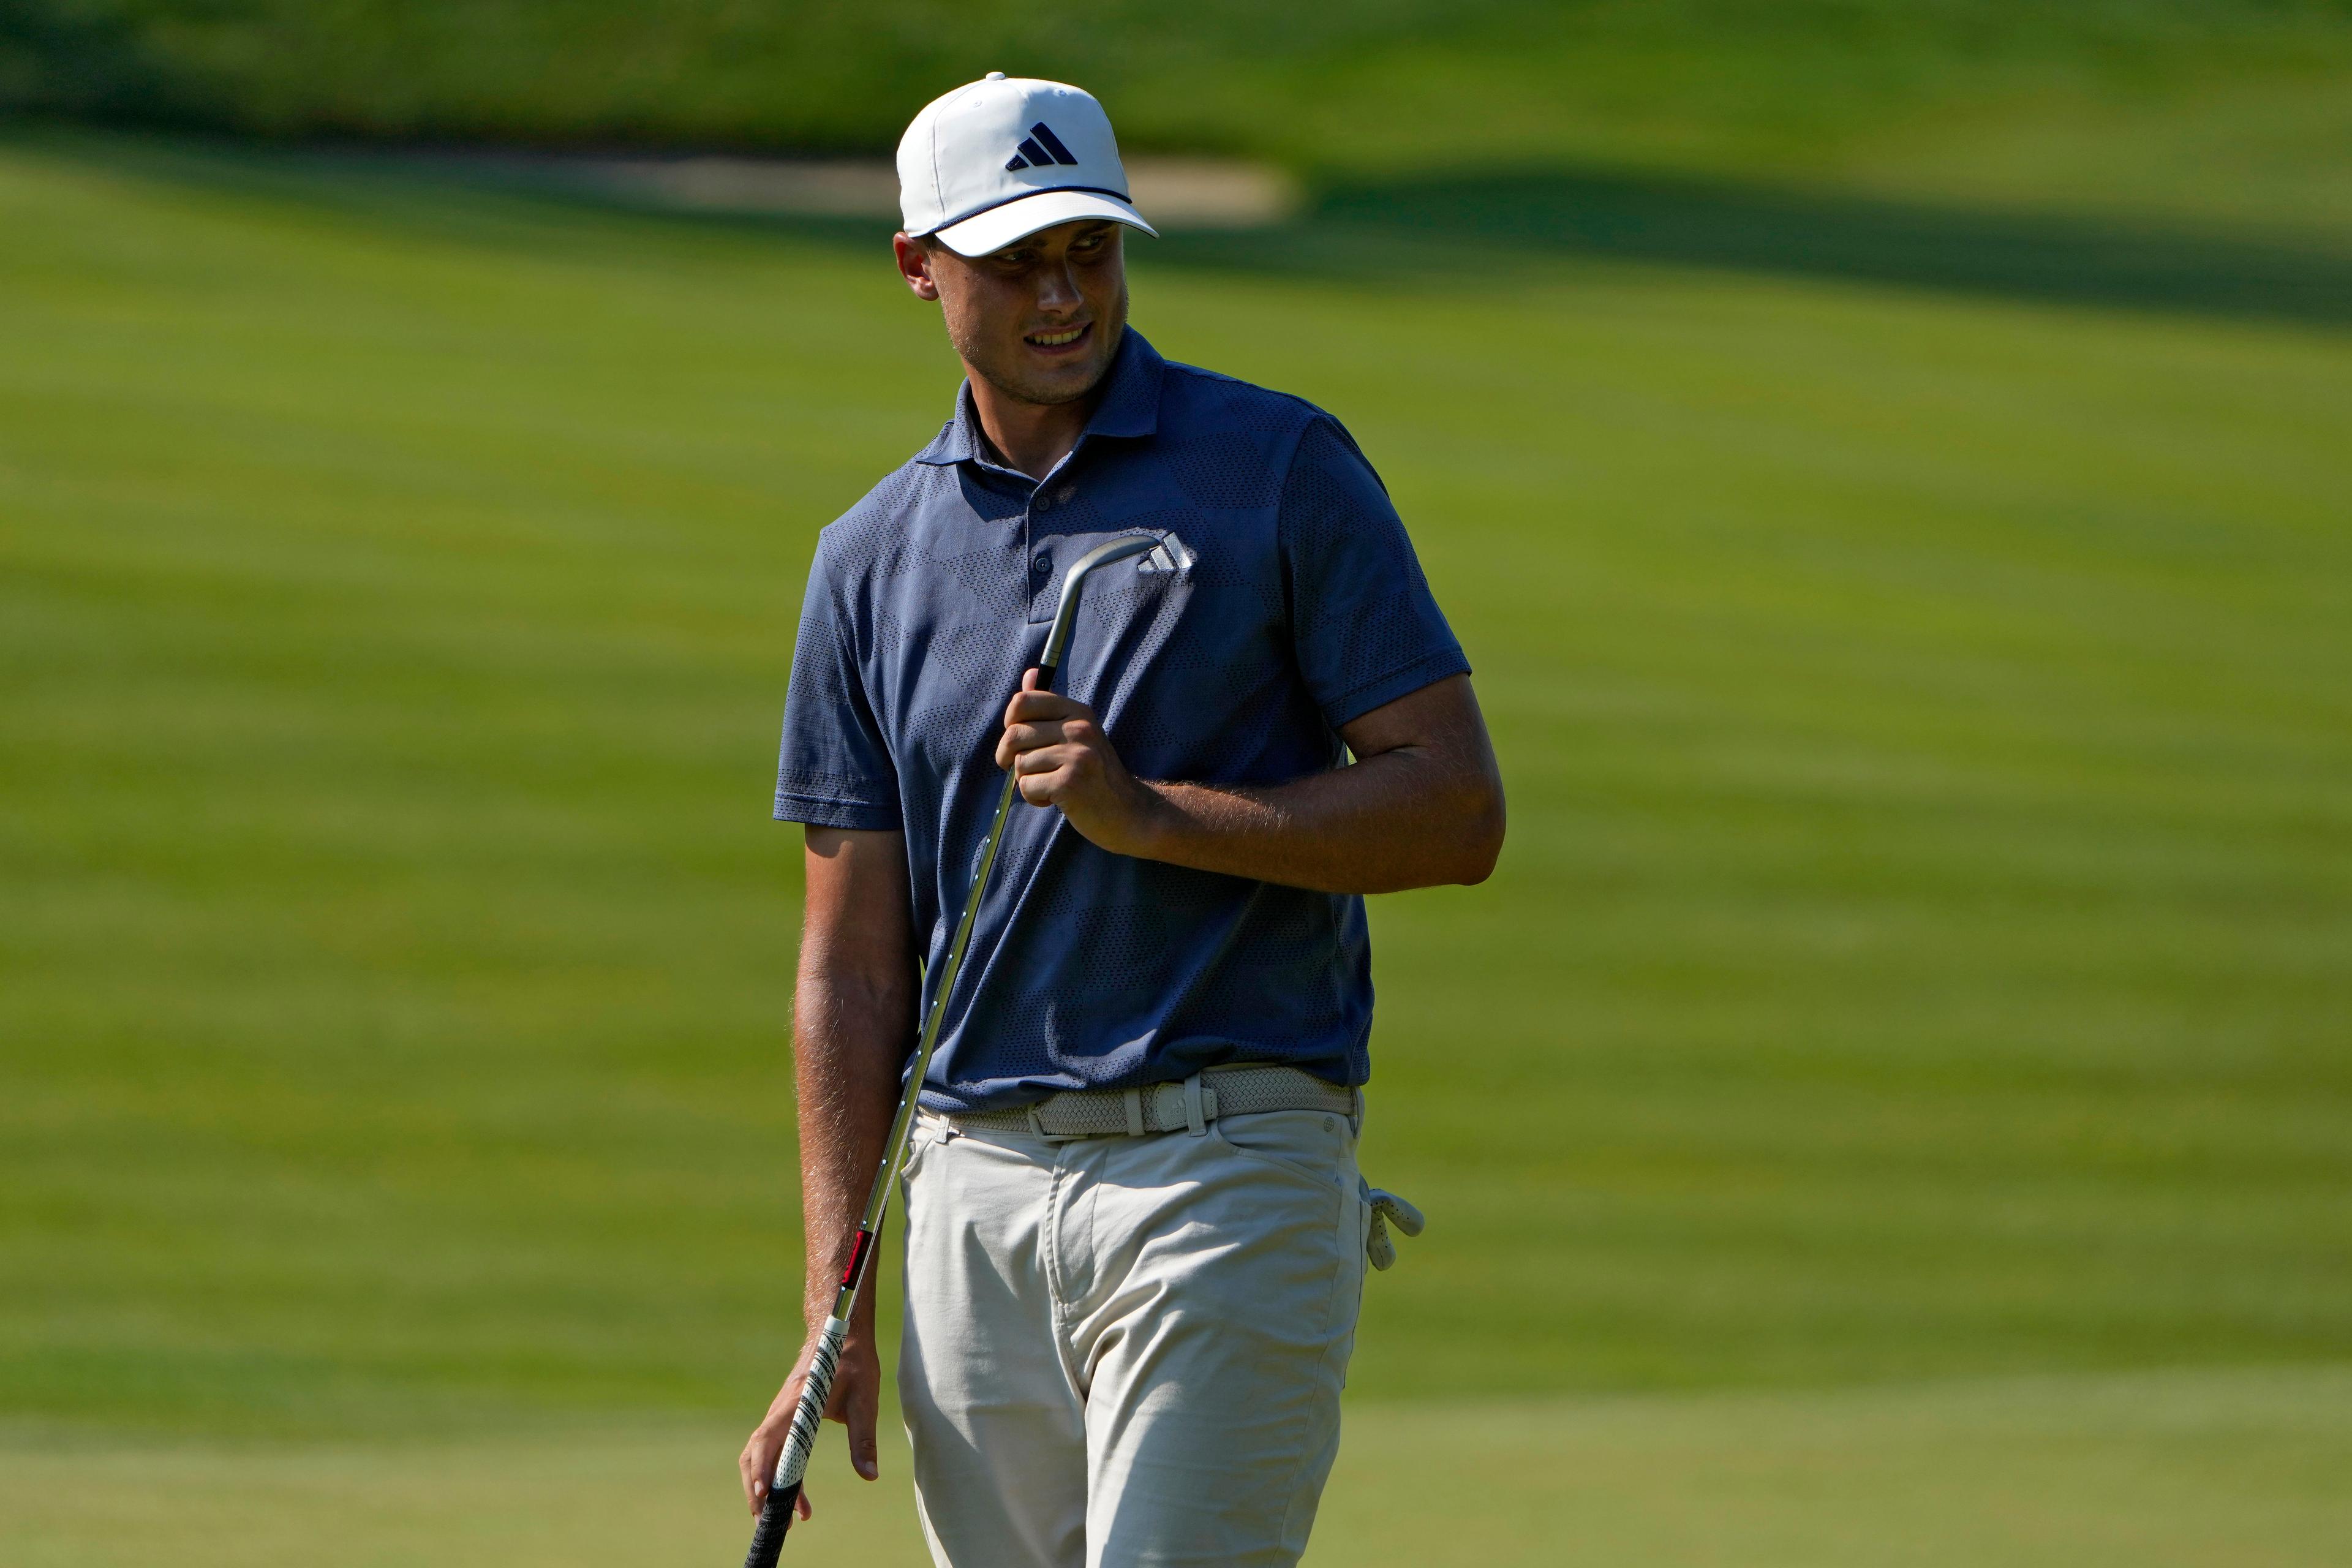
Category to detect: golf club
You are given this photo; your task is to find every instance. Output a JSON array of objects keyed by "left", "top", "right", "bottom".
[{"left": 742, "top": 530, "right": 1161, "bottom": 1568}]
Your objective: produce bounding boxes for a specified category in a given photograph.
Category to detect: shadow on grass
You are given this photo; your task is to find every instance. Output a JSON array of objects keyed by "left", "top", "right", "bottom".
[
  {"left": 1158, "top": 166, "right": 2352, "bottom": 328},
  {"left": 18, "top": 130, "right": 2351, "bottom": 328}
]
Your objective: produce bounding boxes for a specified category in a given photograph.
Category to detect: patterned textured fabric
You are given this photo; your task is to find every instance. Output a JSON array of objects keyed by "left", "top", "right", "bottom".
[{"left": 774, "top": 330, "right": 1468, "bottom": 1112}]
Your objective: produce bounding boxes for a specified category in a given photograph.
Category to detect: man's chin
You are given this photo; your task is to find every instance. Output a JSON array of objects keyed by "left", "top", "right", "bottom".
[
  {"left": 979, "top": 327, "right": 1122, "bottom": 408},
  {"left": 981, "top": 361, "right": 1106, "bottom": 408}
]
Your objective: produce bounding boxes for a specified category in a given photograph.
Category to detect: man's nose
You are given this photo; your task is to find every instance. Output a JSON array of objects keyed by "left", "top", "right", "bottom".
[{"left": 1036, "top": 260, "right": 1081, "bottom": 312}]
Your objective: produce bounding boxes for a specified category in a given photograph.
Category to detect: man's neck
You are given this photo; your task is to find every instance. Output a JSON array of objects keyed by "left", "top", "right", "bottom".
[{"left": 968, "top": 374, "right": 1096, "bottom": 483}]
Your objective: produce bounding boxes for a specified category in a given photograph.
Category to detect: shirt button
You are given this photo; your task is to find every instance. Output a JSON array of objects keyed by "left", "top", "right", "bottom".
[
  {"left": 1032, "top": 552, "right": 1051, "bottom": 574},
  {"left": 1033, "top": 496, "right": 1051, "bottom": 514}
]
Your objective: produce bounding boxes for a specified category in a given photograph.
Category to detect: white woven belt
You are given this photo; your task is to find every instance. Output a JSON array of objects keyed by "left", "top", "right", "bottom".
[{"left": 951, "top": 1064, "right": 1359, "bottom": 1140}]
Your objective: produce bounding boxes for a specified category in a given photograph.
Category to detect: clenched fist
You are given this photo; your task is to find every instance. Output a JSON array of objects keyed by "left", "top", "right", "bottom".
[{"left": 995, "top": 668, "right": 1164, "bottom": 856}]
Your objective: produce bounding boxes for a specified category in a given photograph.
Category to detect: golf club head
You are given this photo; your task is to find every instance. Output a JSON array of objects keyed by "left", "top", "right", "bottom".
[{"left": 1040, "top": 533, "right": 1161, "bottom": 669}]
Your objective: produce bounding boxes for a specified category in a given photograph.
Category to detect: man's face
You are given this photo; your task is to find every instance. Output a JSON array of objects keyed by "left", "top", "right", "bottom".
[{"left": 898, "top": 221, "right": 1129, "bottom": 407}]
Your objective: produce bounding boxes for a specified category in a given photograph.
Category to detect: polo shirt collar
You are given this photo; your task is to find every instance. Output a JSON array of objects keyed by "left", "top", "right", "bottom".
[
  {"left": 1084, "top": 328, "right": 1163, "bottom": 440},
  {"left": 912, "top": 328, "right": 1164, "bottom": 466}
]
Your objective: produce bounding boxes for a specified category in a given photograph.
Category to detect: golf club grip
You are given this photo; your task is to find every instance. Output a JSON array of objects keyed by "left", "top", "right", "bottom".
[
  {"left": 740, "top": 1316, "right": 846, "bottom": 1566},
  {"left": 742, "top": 1480, "right": 801, "bottom": 1568}
]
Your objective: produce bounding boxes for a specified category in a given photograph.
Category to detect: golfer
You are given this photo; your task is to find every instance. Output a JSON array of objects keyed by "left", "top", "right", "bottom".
[{"left": 742, "top": 74, "right": 1506, "bottom": 1567}]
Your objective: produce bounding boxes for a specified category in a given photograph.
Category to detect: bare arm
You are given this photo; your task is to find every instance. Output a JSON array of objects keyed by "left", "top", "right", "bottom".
[
  {"left": 740, "top": 826, "right": 917, "bottom": 1518},
  {"left": 995, "top": 672, "right": 1505, "bottom": 894}
]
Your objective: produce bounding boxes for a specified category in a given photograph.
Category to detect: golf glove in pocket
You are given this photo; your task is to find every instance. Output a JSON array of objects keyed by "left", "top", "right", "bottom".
[{"left": 1360, "top": 1180, "right": 1425, "bottom": 1271}]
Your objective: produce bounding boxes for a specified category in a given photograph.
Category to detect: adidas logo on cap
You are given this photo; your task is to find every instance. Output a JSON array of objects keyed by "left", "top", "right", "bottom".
[
  {"left": 1005, "top": 121, "right": 1081, "bottom": 173},
  {"left": 897, "top": 74, "right": 1159, "bottom": 258}
]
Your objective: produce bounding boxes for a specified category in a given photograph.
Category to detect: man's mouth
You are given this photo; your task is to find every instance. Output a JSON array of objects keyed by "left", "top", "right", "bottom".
[{"left": 1025, "top": 323, "right": 1091, "bottom": 351}]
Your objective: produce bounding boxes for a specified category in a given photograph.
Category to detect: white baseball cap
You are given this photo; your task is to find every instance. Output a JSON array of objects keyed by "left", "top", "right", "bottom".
[{"left": 897, "top": 74, "right": 1158, "bottom": 257}]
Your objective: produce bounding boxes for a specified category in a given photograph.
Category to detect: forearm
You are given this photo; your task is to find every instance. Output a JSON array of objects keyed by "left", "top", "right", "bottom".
[
  {"left": 1003, "top": 674, "right": 1505, "bottom": 897},
  {"left": 792, "top": 966, "right": 910, "bottom": 1329},
  {"left": 743, "top": 828, "right": 913, "bottom": 1511},
  {"left": 791, "top": 831, "right": 919, "bottom": 1331},
  {"left": 1125, "top": 746, "right": 1501, "bottom": 894}
]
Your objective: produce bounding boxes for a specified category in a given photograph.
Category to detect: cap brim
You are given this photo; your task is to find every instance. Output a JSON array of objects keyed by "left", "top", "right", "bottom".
[{"left": 930, "top": 189, "right": 1158, "bottom": 257}]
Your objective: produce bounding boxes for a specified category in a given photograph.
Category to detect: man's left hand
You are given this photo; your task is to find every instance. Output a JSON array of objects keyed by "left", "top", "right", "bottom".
[{"left": 997, "top": 668, "right": 1162, "bottom": 854}]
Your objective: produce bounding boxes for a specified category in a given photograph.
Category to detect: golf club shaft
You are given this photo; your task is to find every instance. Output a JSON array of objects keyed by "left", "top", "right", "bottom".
[{"left": 743, "top": 532, "right": 1157, "bottom": 1568}]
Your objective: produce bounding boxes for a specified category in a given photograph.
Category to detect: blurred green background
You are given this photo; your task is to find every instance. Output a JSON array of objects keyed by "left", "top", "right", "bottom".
[{"left": 4, "top": 5, "right": 2350, "bottom": 1564}]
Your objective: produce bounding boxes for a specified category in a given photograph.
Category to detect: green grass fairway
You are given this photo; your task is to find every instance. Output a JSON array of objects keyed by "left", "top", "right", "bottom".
[
  {"left": 2, "top": 132, "right": 2350, "bottom": 1561},
  {"left": 9, "top": 1367, "right": 2351, "bottom": 1566}
]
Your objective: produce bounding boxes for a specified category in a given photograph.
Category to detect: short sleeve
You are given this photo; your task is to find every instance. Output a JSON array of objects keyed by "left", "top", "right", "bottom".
[
  {"left": 1279, "top": 417, "right": 1469, "bottom": 731},
  {"left": 773, "top": 537, "right": 902, "bottom": 830}
]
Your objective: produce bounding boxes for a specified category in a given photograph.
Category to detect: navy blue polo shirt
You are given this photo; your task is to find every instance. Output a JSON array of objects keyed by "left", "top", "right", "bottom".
[{"left": 774, "top": 330, "right": 1467, "bottom": 1112}]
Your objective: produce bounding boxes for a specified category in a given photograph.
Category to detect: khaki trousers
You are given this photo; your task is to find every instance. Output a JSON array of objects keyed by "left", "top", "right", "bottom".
[{"left": 897, "top": 1104, "right": 1370, "bottom": 1568}]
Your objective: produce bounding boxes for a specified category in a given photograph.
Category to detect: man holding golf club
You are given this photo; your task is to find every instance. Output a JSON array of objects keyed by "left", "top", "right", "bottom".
[{"left": 742, "top": 74, "right": 1505, "bottom": 1568}]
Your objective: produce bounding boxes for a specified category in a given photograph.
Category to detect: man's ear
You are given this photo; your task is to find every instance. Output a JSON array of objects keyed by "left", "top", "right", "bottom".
[{"left": 894, "top": 233, "right": 941, "bottom": 302}]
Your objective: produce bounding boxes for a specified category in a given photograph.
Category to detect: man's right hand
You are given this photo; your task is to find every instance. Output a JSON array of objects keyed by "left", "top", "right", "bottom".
[{"left": 739, "top": 1324, "right": 884, "bottom": 1519}]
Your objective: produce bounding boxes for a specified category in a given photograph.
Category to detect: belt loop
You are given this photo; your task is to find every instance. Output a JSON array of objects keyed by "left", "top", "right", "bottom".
[
  {"left": 1123, "top": 1087, "right": 1145, "bottom": 1137},
  {"left": 1025, "top": 1104, "right": 1050, "bottom": 1141},
  {"left": 1183, "top": 1073, "right": 1207, "bottom": 1136}
]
